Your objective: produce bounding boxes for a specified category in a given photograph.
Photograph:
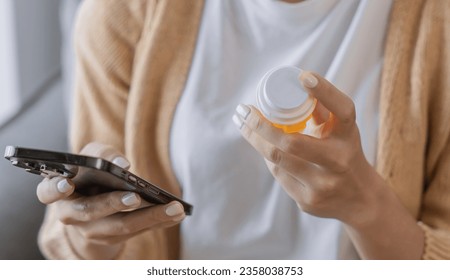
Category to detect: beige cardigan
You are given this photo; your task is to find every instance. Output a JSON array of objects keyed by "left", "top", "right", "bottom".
[{"left": 38, "top": 0, "right": 450, "bottom": 259}]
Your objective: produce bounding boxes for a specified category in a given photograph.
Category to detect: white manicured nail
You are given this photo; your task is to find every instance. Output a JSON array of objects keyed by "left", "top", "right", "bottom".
[
  {"left": 165, "top": 203, "right": 184, "bottom": 217},
  {"left": 301, "top": 72, "right": 318, "bottom": 88},
  {"left": 232, "top": 114, "right": 244, "bottom": 129},
  {"left": 121, "top": 192, "right": 140, "bottom": 207},
  {"left": 113, "top": 156, "right": 130, "bottom": 169},
  {"left": 236, "top": 104, "right": 251, "bottom": 119},
  {"left": 57, "top": 179, "right": 72, "bottom": 193}
]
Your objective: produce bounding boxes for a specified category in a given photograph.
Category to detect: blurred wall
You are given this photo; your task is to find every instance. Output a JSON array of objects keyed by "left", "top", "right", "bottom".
[
  {"left": 13, "top": 0, "right": 62, "bottom": 101},
  {"left": 0, "top": 0, "right": 20, "bottom": 123},
  {"left": 0, "top": 0, "right": 73, "bottom": 259},
  {"left": 0, "top": 0, "right": 61, "bottom": 125}
]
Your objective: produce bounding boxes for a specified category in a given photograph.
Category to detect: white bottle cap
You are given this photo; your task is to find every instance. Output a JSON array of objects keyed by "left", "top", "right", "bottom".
[{"left": 256, "top": 66, "right": 315, "bottom": 125}]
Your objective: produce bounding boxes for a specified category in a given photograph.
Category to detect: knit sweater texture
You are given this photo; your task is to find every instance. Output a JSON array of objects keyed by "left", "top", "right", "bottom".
[{"left": 38, "top": 0, "right": 450, "bottom": 259}]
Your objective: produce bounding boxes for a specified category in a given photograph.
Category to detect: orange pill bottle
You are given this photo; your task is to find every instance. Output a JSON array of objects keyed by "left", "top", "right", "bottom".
[{"left": 256, "top": 66, "right": 316, "bottom": 133}]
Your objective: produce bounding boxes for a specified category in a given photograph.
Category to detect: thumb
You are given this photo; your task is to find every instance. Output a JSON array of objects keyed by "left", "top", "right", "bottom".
[{"left": 80, "top": 142, "right": 130, "bottom": 169}]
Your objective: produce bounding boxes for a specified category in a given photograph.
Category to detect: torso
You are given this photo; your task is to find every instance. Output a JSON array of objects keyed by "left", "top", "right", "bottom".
[{"left": 170, "top": 0, "right": 392, "bottom": 259}]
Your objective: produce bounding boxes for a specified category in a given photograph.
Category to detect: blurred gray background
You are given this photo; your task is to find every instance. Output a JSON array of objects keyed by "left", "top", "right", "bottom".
[{"left": 0, "top": 0, "right": 82, "bottom": 259}]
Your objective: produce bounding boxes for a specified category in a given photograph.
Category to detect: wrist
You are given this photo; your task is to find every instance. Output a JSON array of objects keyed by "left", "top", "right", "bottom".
[
  {"left": 340, "top": 166, "right": 425, "bottom": 259},
  {"left": 342, "top": 160, "right": 389, "bottom": 230}
]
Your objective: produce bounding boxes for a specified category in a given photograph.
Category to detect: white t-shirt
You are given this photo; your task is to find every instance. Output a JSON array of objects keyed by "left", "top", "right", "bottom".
[{"left": 170, "top": 0, "right": 392, "bottom": 259}]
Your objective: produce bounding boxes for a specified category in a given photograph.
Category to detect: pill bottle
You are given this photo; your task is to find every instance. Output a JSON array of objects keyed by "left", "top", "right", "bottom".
[{"left": 256, "top": 66, "right": 316, "bottom": 133}]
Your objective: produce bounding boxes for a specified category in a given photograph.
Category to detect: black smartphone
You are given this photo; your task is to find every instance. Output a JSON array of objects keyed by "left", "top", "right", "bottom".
[{"left": 4, "top": 146, "right": 193, "bottom": 215}]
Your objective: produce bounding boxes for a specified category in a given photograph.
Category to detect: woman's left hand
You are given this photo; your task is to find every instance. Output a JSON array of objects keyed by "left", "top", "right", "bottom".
[
  {"left": 233, "top": 71, "right": 425, "bottom": 259},
  {"left": 233, "top": 71, "right": 385, "bottom": 228}
]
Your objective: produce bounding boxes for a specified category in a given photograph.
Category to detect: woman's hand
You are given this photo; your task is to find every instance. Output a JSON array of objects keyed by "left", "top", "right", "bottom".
[
  {"left": 36, "top": 142, "right": 185, "bottom": 259},
  {"left": 233, "top": 71, "right": 382, "bottom": 226},
  {"left": 233, "top": 71, "right": 424, "bottom": 259}
]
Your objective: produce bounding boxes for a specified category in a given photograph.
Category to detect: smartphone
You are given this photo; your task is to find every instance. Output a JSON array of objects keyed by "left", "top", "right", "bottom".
[{"left": 4, "top": 146, "right": 193, "bottom": 215}]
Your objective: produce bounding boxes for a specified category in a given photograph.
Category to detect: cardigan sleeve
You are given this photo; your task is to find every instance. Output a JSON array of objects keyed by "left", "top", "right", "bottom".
[
  {"left": 418, "top": 0, "right": 450, "bottom": 260},
  {"left": 37, "top": 0, "right": 170, "bottom": 259},
  {"left": 69, "top": 0, "right": 146, "bottom": 152}
]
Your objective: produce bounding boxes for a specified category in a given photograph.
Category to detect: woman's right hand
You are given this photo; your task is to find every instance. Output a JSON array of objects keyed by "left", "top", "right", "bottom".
[{"left": 36, "top": 142, "right": 186, "bottom": 259}]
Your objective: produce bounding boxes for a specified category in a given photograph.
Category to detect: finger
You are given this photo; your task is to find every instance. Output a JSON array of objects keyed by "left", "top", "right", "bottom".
[
  {"left": 236, "top": 112, "right": 317, "bottom": 179},
  {"left": 74, "top": 201, "right": 185, "bottom": 242},
  {"left": 299, "top": 71, "right": 356, "bottom": 130},
  {"left": 57, "top": 191, "right": 142, "bottom": 224},
  {"left": 234, "top": 104, "right": 334, "bottom": 167},
  {"left": 82, "top": 221, "right": 180, "bottom": 245},
  {"left": 265, "top": 160, "right": 308, "bottom": 204},
  {"left": 80, "top": 142, "right": 130, "bottom": 169},
  {"left": 267, "top": 159, "right": 332, "bottom": 216},
  {"left": 311, "top": 100, "right": 330, "bottom": 125},
  {"left": 37, "top": 177, "right": 75, "bottom": 204},
  {"left": 233, "top": 104, "right": 283, "bottom": 142}
]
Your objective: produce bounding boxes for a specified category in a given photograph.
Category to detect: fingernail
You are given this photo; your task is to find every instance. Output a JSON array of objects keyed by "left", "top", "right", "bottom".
[
  {"left": 57, "top": 179, "right": 73, "bottom": 193},
  {"left": 236, "top": 104, "right": 251, "bottom": 120},
  {"left": 301, "top": 72, "right": 318, "bottom": 88},
  {"left": 121, "top": 192, "right": 140, "bottom": 207},
  {"left": 165, "top": 203, "right": 184, "bottom": 217},
  {"left": 113, "top": 156, "right": 130, "bottom": 169},
  {"left": 232, "top": 114, "right": 244, "bottom": 129}
]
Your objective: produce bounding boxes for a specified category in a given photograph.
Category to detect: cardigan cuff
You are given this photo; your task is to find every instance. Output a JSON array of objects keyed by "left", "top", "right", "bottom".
[{"left": 418, "top": 222, "right": 450, "bottom": 260}]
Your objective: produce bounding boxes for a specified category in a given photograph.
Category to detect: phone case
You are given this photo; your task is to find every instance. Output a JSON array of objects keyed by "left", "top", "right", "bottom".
[{"left": 4, "top": 146, "right": 193, "bottom": 215}]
